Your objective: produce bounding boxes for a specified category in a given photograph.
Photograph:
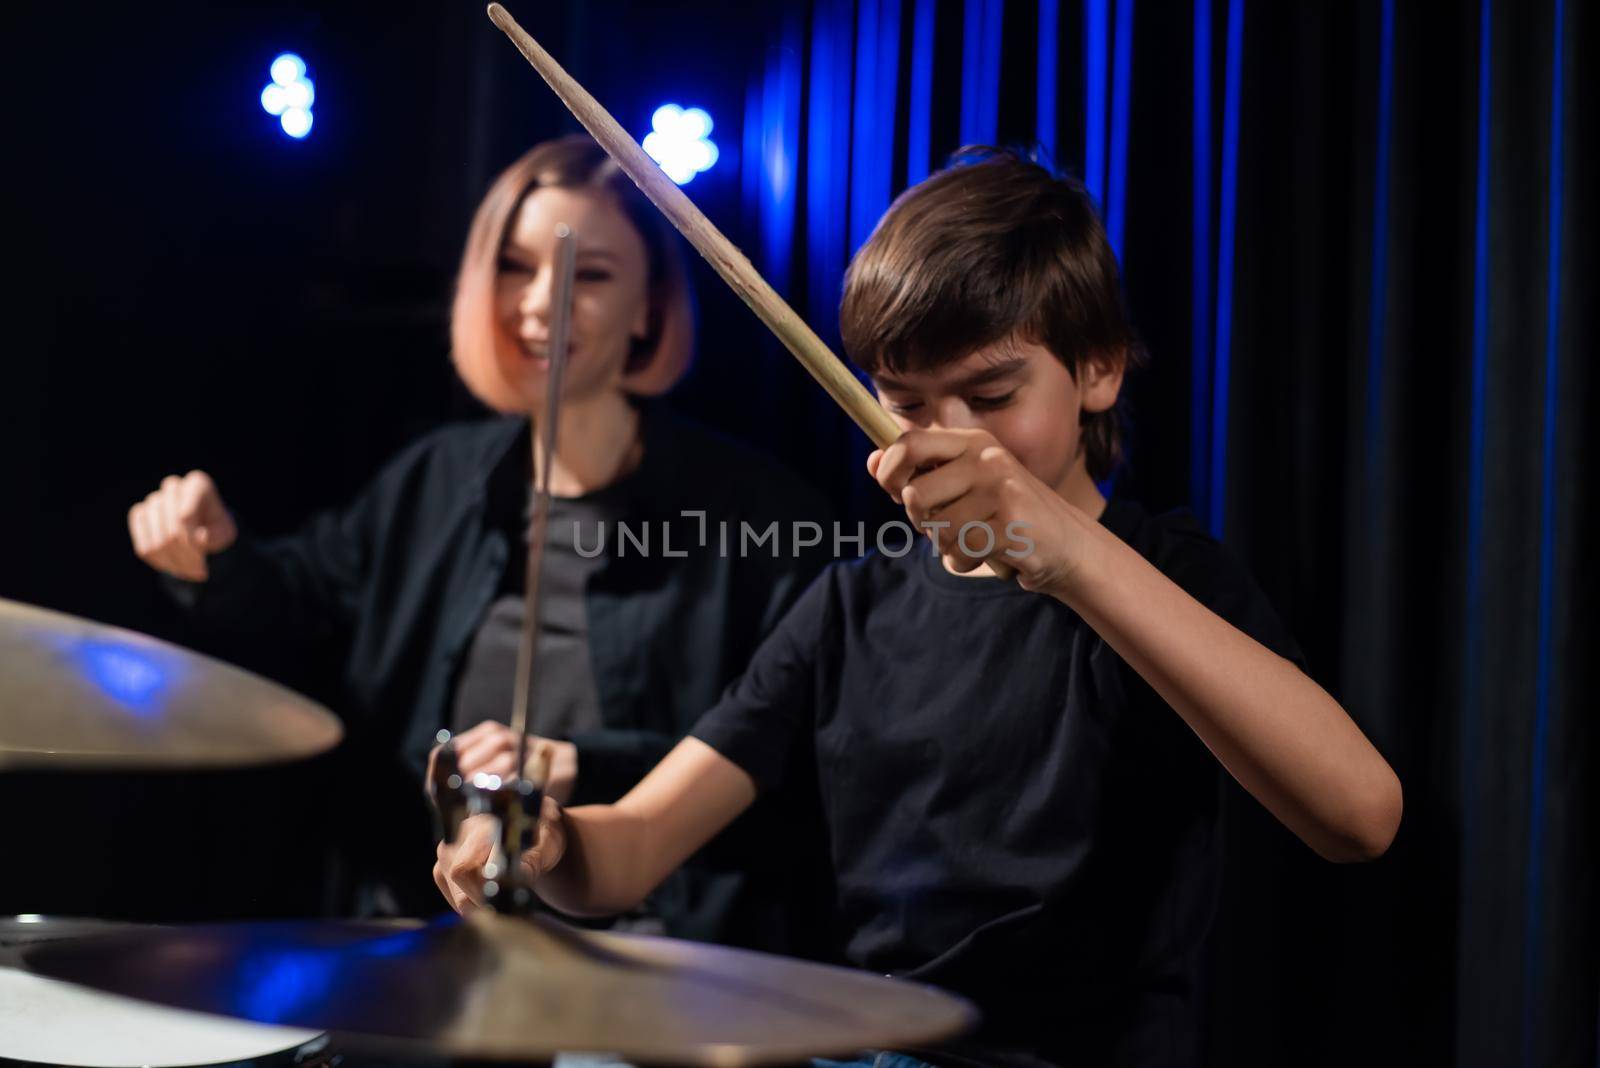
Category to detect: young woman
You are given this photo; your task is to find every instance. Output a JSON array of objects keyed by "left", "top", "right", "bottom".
[{"left": 127, "top": 135, "right": 833, "bottom": 945}]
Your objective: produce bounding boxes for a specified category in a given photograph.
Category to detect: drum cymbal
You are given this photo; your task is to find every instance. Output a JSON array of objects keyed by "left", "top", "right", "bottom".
[
  {"left": 20, "top": 911, "right": 978, "bottom": 1065},
  {"left": 0, "top": 598, "right": 342, "bottom": 769},
  {"left": 1, "top": 917, "right": 325, "bottom": 1068}
]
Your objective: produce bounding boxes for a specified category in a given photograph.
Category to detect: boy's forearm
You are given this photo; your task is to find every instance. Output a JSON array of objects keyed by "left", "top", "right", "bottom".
[
  {"left": 535, "top": 737, "right": 761, "bottom": 915},
  {"left": 535, "top": 804, "right": 656, "bottom": 917},
  {"left": 1057, "top": 522, "right": 1402, "bottom": 862}
]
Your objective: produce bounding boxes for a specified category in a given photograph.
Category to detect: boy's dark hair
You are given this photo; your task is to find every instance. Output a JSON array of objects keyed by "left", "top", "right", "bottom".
[{"left": 839, "top": 146, "right": 1144, "bottom": 480}]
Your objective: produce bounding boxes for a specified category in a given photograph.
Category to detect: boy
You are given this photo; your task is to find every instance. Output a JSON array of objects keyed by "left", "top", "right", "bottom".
[{"left": 435, "top": 149, "right": 1401, "bottom": 1067}]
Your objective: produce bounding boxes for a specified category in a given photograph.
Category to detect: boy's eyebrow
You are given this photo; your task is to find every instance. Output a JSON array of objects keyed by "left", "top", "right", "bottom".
[{"left": 875, "top": 356, "right": 1030, "bottom": 393}]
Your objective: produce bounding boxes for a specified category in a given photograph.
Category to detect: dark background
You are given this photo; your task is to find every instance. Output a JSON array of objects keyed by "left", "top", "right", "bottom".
[{"left": 3, "top": 1, "right": 1594, "bottom": 1066}]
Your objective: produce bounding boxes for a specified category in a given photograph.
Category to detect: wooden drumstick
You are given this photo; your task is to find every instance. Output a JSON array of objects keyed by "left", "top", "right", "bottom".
[
  {"left": 527, "top": 742, "right": 553, "bottom": 791},
  {"left": 485, "top": 4, "right": 1018, "bottom": 581},
  {"left": 485, "top": 3, "right": 900, "bottom": 449}
]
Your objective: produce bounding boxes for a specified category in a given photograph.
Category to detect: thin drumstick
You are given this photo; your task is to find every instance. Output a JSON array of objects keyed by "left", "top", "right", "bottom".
[
  {"left": 510, "top": 224, "right": 576, "bottom": 784},
  {"left": 485, "top": 3, "right": 901, "bottom": 450}
]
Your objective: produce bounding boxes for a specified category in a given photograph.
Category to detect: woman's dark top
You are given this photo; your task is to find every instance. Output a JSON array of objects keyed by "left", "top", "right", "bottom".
[{"left": 448, "top": 479, "right": 627, "bottom": 744}]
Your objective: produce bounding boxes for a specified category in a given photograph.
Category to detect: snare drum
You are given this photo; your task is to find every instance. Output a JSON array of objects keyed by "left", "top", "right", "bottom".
[{"left": 0, "top": 917, "right": 335, "bottom": 1068}]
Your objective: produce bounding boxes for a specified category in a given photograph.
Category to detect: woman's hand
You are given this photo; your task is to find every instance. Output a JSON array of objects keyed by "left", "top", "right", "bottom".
[
  {"left": 441, "top": 721, "right": 579, "bottom": 804},
  {"left": 127, "top": 471, "right": 238, "bottom": 582},
  {"left": 432, "top": 800, "right": 567, "bottom": 915}
]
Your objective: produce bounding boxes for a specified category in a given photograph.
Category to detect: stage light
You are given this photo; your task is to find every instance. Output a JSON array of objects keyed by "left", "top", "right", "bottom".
[
  {"left": 280, "top": 108, "right": 313, "bottom": 139},
  {"left": 261, "top": 84, "right": 288, "bottom": 116},
  {"left": 262, "top": 53, "right": 315, "bottom": 139},
  {"left": 283, "top": 78, "right": 314, "bottom": 110},
  {"left": 643, "top": 102, "right": 718, "bottom": 185},
  {"left": 681, "top": 107, "right": 713, "bottom": 139},
  {"left": 270, "top": 53, "right": 306, "bottom": 86}
]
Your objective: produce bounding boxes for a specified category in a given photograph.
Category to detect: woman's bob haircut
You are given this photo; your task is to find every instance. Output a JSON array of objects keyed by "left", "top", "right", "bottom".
[{"left": 450, "top": 134, "right": 695, "bottom": 412}]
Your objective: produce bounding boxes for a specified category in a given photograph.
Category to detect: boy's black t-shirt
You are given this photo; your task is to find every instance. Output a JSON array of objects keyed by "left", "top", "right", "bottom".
[{"left": 691, "top": 499, "right": 1306, "bottom": 1068}]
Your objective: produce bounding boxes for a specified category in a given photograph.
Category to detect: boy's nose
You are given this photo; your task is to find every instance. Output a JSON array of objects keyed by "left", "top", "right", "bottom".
[{"left": 931, "top": 398, "right": 983, "bottom": 429}]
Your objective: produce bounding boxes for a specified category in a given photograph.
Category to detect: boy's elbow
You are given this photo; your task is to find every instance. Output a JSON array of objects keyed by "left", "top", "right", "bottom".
[{"left": 1323, "top": 767, "right": 1403, "bottom": 863}]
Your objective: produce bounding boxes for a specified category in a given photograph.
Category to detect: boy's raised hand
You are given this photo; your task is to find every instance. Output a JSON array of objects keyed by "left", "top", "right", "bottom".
[{"left": 868, "top": 427, "right": 1101, "bottom": 597}]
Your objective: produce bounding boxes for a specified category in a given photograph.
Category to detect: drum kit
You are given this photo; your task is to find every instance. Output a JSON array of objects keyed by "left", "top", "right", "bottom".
[{"left": 0, "top": 589, "right": 975, "bottom": 1067}]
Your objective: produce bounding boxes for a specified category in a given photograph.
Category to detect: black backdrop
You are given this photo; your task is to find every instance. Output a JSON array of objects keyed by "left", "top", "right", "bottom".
[{"left": 3, "top": 2, "right": 1594, "bottom": 1066}]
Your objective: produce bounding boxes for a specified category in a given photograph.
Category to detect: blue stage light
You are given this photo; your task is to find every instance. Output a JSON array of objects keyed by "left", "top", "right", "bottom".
[
  {"left": 681, "top": 107, "right": 713, "bottom": 139},
  {"left": 643, "top": 102, "right": 718, "bottom": 185},
  {"left": 652, "top": 103, "right": 683, "bottom": 131},
  {"left": 262, "top": 54, "right": 315, "bottom": 139},
  {"left": 283, "top": 77, "right": 314, "bottom": 110},
  {"left": 280, "top": 108, "right": 313, "bottom": 139},
  {"left": 261, "top": 84, "right": 289, "bottom": 116},
  {"left": 270, "top": 53, "right": 306, "bottom": 87}
]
